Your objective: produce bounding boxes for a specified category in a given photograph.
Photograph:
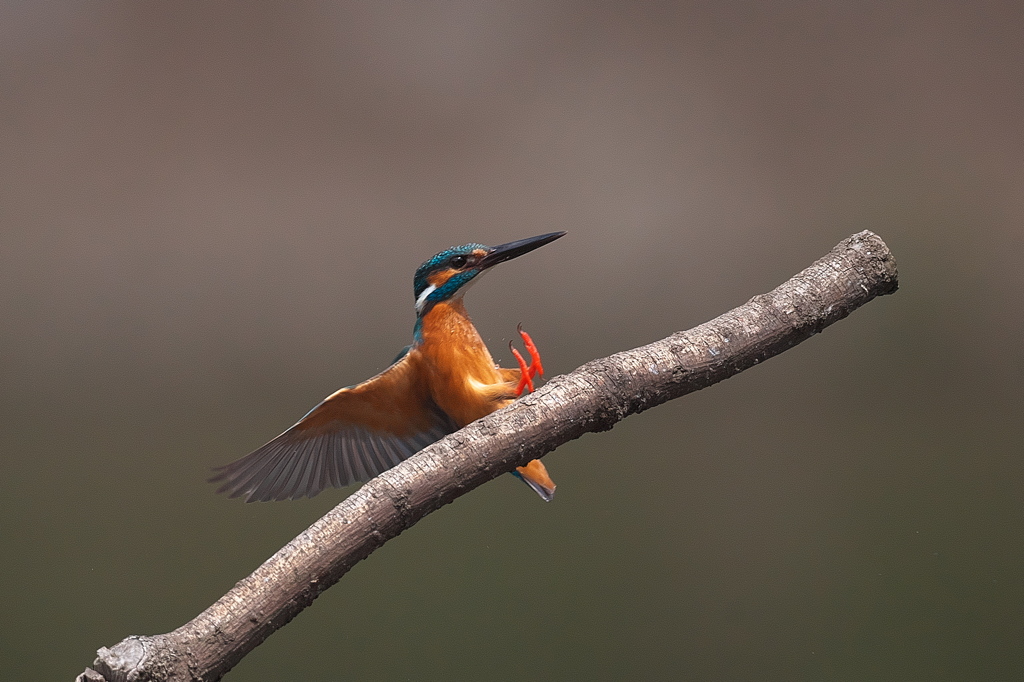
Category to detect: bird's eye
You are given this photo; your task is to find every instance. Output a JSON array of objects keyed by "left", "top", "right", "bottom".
[{"left": 450, "top": 255, "right": 468, "bottom": 268}]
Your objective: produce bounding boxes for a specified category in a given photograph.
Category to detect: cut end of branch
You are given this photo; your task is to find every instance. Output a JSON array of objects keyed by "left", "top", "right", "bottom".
[{"left": 844, "top": 230, "right": 899, "bottom": 296}]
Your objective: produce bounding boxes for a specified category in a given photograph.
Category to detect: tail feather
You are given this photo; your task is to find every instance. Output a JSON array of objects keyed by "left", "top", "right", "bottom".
[{"left": 512, "top": 459, "right": 556, "bottom": 502}]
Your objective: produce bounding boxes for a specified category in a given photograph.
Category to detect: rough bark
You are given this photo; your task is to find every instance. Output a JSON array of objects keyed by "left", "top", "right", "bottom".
[{"left": 79, "top": 231, "right": 898, "bottom": 682}]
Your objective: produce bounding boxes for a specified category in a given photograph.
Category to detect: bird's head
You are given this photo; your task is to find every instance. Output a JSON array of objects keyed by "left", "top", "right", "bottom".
[{"left": 413, "top": 232, "right": 565, "bottom": 316}]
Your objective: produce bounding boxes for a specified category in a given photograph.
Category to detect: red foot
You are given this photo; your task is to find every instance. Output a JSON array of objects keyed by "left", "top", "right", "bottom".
[
  {"left": 510, "top": 323, "right": 544, "bottom": 396},
  {"left": 510, "top": 345, "right": 534, "bottom": 395}
]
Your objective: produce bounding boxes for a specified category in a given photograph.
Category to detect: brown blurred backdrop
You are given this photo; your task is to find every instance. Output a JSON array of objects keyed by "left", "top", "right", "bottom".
[{"left": 2, "top": 2, "right": 1022, "bottom": 680}]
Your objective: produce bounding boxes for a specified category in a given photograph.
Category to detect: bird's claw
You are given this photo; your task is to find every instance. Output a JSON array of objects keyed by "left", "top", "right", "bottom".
[{"left": 510, "top": 324, "right": 544, "bottom": 396}]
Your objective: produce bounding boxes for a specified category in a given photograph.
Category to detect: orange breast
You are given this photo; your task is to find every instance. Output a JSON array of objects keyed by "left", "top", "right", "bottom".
[{"left": 416, "top": 299, "right": 517, "bottom": 427}]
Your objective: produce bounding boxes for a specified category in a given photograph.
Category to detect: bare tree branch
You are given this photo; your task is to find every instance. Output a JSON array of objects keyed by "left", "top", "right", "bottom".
[{"left": 79, "top": 231, "right": 898, "bottom": 682}]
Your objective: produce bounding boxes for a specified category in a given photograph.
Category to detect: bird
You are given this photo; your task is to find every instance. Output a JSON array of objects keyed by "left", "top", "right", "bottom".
[{"left": 210, "top": 231, "right": 566, "bottom": 503}]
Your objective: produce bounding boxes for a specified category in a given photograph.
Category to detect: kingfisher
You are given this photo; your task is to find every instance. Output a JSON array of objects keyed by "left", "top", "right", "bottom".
[{"left": 211, "top": 232, "right": 565, "bottom": 503}]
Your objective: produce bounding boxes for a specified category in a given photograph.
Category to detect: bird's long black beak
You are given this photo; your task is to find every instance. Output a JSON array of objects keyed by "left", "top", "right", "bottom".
[{"left": 480, "top": 231, "right": 566, "bottom": 269}]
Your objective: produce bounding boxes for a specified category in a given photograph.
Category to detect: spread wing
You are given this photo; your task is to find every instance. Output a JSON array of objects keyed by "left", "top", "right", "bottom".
[{"left": 210, "top": 349, "right": 457, "bottom": 502}]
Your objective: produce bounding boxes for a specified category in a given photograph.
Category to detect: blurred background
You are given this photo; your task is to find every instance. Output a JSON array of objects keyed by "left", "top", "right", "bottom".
[{"left": 2, "top": 2, "right": 1022, "bottom": 680}]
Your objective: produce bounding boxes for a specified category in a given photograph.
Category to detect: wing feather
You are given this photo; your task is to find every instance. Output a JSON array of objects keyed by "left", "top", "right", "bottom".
[
  {"left": 310, "top": 436, "right": 330, "bottom": 496},
  {"left": 292, "top": 437, "right": 320, "bottom": 501},
  {"left": 211, "top": 350, "right": 457, "bottom": 502}
]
